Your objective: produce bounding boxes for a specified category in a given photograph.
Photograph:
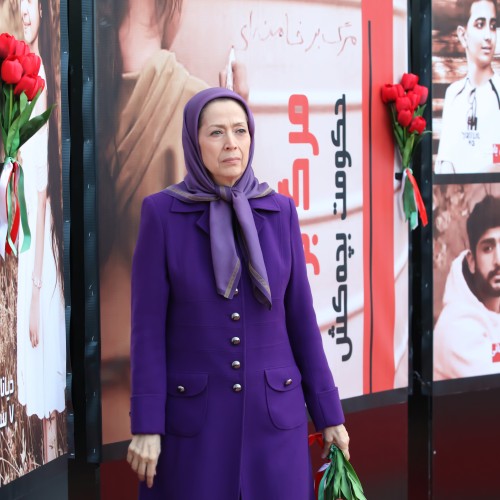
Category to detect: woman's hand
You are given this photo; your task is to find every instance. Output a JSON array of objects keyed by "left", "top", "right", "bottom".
[
  {"left": 29, "top": 289, "right": 40, "bottom": 347},
  {"left": 321, "top": 424, "right": 350, "bottom": 461},
  {"left": 127, "top": 434, "right": 161, "bottom": 488}
]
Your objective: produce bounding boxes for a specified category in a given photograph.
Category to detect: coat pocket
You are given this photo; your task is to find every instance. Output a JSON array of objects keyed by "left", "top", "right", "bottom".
[
  {"left": 264, "top": 365, "right": 307, "bottom": 430},
  {"left": 165, "top": 372, "right": 209, "bottom": 437}
]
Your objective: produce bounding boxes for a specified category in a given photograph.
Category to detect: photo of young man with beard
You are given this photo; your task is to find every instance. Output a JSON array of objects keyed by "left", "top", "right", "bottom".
[{"left": 434, "top": 194, "right": 500, "bottom": 380}]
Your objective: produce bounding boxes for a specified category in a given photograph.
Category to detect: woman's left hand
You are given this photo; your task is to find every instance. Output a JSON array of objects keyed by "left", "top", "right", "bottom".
[{"left": 321, "top": 424, "right": 350, "bottom": 460}]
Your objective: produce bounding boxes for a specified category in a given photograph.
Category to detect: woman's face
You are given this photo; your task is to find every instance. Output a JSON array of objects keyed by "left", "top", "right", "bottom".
[
  {"left": 459, "top": 0, "right": 497, "bottom": 69},
  {"left": 198, "top": 99, "right": 251, "bottom": 187},
  {"left": 20, "top": 0, "right": 41, "bottom": 46}
]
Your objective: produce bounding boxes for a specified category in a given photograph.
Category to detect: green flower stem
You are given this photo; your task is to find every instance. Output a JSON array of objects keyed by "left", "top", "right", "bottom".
[{"left": 8, "top": 85, "right": 13, "bottom": 132}]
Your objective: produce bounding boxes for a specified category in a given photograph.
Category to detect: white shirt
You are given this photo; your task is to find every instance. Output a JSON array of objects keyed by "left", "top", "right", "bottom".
[
  {"left": 435, "top": 74, "right": 500, "bottom": 174},
  {"left": 434, "top": 251, "right": 500, "bottom": 380}
]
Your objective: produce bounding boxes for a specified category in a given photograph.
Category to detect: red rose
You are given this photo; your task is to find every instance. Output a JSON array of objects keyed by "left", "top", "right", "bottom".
[
  {"left": 14, "top": 74, "right": 39, "bottom": 100},
  {"left": 397, "top": 109, "right": 413, "bottom": 128},
  {"left": 406, "top": 91, "right": 420, "bottom": 110},
  {"left": 394, "top": 84, "right": 405, "bottom": 98},
  {"left": 1, "top": 55, "right": 23, "bottom": 84},
  {"left": 409, "top": 116, "right": 426, "bottom": 134},
  {"left": 11, "top": 39, "right": 29, "bottom": 57},
  {"left": 381, "top": 84, "right": 399, "bottom": 103},
  {"left": 21, "top": 52, "right": 41, "bottom": 76},
  {"left": 35, "top": 75, "right": 45, "bottom": 96},
  {"left": 413, "top": 84, "right": 428, "bottom": 105},
  {"left": 401, "top": 72, "right": 418, "bottom": 91},
  {"left": 395, "top": 96, "right": 412, "bottom": 112},
  {"left": 0, "top": 33, "right": 16, "bottom": 59}
]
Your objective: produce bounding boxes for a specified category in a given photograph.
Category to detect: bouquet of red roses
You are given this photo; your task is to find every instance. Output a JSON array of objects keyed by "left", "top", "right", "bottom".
[
  {"left": 381, "top": 72, "right": 429, "bottom": 230},
  {"left": 0, "top": 32, "right": 53, "bottom": 258}
]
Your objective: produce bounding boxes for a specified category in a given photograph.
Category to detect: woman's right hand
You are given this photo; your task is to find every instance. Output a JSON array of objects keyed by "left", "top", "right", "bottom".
[{"left": 127, "top": 434, "right": 161, "bottom": 488}]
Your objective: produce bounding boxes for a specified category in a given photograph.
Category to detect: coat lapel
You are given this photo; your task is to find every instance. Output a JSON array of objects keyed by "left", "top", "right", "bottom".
[
  {"left": 170, "top": 194, "right": 281, "bottom": 235},
  {"left": 170, "top": 197, "right": 210, "bottom": 234},
  {"left": 250, "top": 195, "right": 281, "bottom": 234}
]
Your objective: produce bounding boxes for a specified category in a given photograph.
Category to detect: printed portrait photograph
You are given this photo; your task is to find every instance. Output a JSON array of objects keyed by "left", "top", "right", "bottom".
[
  {"left": 432, "top": 0, "right": 500, "bottom": 175},
  {"left": 433, "top": 182, "right": 500, "bottom": 380}
]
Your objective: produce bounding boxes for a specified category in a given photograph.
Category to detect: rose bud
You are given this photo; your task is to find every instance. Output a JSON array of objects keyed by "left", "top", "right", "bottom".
[
  {"left": 409, "top": 116, "right": 426, "bottom": 134},
  {"left": 397, "top": 109, "right": 413, "bottom": 128},
  {"left": 401, "top": 72, "right": 419, "bottom": 91},
  {"left": 413, "top": 84, "right": 429, "bottom": 105},
  {"left": 21, "top": 52, "right": 41, "bottom": 76},
  {"left": 406, "top": 90, "right": 420, "bottom": 110},
  {"left": 12, "top": 39, "right": 30, "bottom": 57},
  {"left": 35, "top": 75, "right": 45, "bottom": 95},
  {"left": 0, "top": 33, "right": 16, "bottom": 59},
  {"left": 1, "top": 55, "right": 24, "bottom": 84},
  {"left": 14, "top": 74, "right": 39, "bottom": 100},
  {"left": 381, "top": 84, "right": 398, "bottom": 103},
  {"left": 395, "top": 96, "right": 412, "bottom": 112},
  {"left": 394, "top": 84, "right": 405, "bottom": 97}
]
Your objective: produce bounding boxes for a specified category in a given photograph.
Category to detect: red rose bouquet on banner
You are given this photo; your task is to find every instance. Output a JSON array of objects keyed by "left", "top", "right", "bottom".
[
  {"left": 309, "top": 433, "right": 367, "bottom": 500},
  {"left": 0, "top": 32, "right": 54, "bottom": 258},
  {"left": 381, "top": 72, "right": 429, "bottom": 230}
]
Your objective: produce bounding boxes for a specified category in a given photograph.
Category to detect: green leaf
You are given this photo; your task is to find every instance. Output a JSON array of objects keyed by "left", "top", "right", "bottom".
[
  {"left": 17, "top": 87, "right": 43, "bottom": 131},
  {"left": 414, "top": 104, "right": 426, "bottom": 117},
  {"left": 2, "top": 86, "right": 10, "bottom": 128},
  {"left": 393, "top": 125, "right": 405, "bottom": 153},
  {"left": 403, "top": 177, "right": 417, "bottom": 222},
  {"left": 402, "top": 134, "right": 415, "bottom": 168},
  {"left": 346, "top": 467, "right": 367, "bottom": 499},
  {"left": 324, "top": 444, "right": 367, "bottom": 500},
  {"left": 339, "top": 467, "right": 353, "bottom": 500},
  {"left": 18, "top": 104, "right": 54, "bottom": 149},
  {"left": 5, "top": 115, "right": 21, "bottom": 158},
  {"left": 1, "top": 124, "right": 7, "bottom": 151}
]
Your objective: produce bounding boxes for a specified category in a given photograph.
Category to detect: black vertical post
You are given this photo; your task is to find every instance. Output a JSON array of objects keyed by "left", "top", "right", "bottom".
[
  {"left": 407, "top": 1, "right": 434, "bottom": 499},
  {"left": 67, "top": 0, "right": 101, "bottom": 498}
]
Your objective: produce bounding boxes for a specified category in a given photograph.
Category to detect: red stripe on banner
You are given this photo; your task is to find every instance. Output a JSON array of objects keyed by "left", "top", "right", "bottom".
[{"left": 362, "top": 1, "right": 396, "bottom": 394}]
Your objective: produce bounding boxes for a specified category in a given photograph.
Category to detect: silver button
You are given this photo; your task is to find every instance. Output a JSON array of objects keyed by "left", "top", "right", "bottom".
[
  {"left": 234, "top": 288, "right": 239, "bottom": 296},
  {"left": 231, "top": 312, "right": 241, "bottom": 321},
  {"left": 232, "top": 383, "right": 242, "bottom": 392},
  {"left": 177, "top": 385, "right": 185, "bottom": 393},
  {"left": 232, "top": 360, "right": 241, "bottom": 369},
  {"left": 284, "top": 379, "right": 293, "bottom": 386},
  {"left": 231, "top": 336, "right": 241, "bottom": 345}
]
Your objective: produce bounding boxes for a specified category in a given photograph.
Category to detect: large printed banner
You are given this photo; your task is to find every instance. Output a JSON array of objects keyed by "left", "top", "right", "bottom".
[
  {"left": 97, "top": 0, "right": 409, "bottom": 444},
  {"left": 0, "top": 0, "right": 67, "bottom": 485},
  {"left": 432, "top": 0, "right": 500, "bottom": 383}
]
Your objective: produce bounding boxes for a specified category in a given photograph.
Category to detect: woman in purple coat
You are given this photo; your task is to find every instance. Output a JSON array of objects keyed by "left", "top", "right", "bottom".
[{"left": 126, "top": 87, "right": 350, "bottom": 499}]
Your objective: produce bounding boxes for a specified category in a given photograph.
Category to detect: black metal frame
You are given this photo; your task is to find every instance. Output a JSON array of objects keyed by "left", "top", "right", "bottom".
[{"left": 408, "top": 1, "right": 434, "bottom": 498}]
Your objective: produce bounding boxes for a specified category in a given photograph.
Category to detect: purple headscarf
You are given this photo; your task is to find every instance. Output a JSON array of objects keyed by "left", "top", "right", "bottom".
[{"left": 166, "top": 87, "right": 274, "bottom": 308}]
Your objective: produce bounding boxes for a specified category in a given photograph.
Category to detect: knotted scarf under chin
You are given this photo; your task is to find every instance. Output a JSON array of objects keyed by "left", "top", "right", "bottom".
[{"left": 166, "top": 182, "right": 273, "bottom": 309}]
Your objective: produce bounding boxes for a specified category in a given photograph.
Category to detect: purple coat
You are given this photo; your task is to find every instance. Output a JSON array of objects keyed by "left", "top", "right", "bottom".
[{"left": 130, "top": 190, "right": 344, "bottom": 499}]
